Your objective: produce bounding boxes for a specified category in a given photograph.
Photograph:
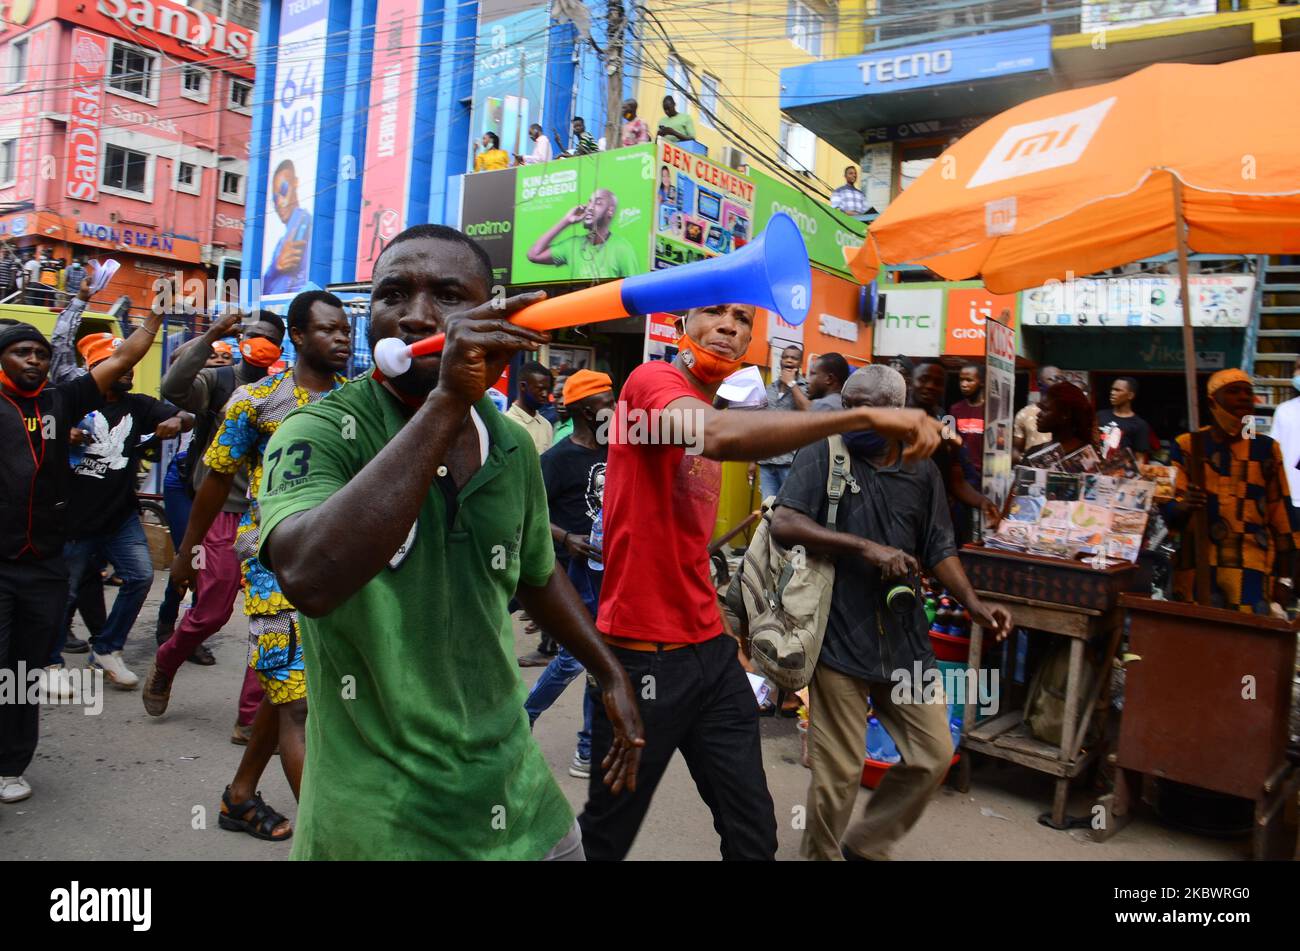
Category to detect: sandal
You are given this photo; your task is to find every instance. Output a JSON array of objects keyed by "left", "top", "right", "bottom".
[{"left": 218, "top": 786, "right": 292, "bottom": 841}]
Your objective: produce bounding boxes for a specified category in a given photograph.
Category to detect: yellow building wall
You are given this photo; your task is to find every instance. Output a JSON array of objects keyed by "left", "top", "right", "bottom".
[{"left": 635, "top": 0, "right": 865, "bottom": 191}]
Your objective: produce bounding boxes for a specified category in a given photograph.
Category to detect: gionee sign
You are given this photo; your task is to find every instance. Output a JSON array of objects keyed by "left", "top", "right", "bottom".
[{"left": 59, "top": 0, "right": 257, "bottom": 71}]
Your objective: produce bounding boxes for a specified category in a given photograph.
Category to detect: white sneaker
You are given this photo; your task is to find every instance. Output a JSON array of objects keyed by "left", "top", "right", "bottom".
[
  {"left": 0, "top": 775, "right": 32, "bottom": 803},
  {"left": 42, "top": 665, "right": 74, "bottom": 702},
  {"left": 568, "top": 753, "right": 591, "bottom": 779},
  {"left": 90, "top": 651, "right": 139, "bottom": 690}
]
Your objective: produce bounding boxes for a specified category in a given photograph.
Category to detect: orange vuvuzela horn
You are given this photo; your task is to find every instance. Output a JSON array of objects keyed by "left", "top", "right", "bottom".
[{"left": 371, "top": 213, "right": 811, "bottom": 377}]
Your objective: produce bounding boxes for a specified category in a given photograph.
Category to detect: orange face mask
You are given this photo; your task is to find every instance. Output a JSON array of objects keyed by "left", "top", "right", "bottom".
[
  {"left": 239, "top": 336, "right": 282, "bottom": 368},
  {"left": 677, "top": 332, "right": 743, "bottom": 385},
  {"left": 0, "top": 370, "right": 46, "bottom": 398}
]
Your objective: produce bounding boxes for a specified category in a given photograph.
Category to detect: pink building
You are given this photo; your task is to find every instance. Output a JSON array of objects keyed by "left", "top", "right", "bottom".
[{"left": 0, "top": 0, "right": 257, "bottom": 315}]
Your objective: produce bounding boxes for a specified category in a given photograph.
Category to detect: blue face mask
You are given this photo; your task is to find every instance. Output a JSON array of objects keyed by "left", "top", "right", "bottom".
[
  {"left": 522, "top": 389, "right": 547, "bottom": 411},
  {"left": 1291, "top": 375, "right": 1300, "bottom": 393},
  {"left": 842, "top": 429, "right": 888, "bottom": 459}
]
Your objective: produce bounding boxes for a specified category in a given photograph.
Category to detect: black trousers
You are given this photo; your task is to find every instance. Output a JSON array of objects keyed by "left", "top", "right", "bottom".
[
  {"left": 0, "top": 556, "right": 69, "bottom": 776},
  {"left": 579, "top": 633, "right": 778, "bottom": 861}
]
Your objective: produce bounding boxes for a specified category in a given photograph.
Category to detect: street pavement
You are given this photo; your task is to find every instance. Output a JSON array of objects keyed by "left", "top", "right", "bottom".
[{"left": 2, "top": 573, "right": 1243, "bottom": 861}]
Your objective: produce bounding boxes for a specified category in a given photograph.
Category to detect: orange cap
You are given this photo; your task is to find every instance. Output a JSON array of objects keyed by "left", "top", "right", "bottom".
[
  {"left": 563, "top": 370, "right": 612, "bottom": 405},
  {"left": 1206, "top": 368, "right": 1251, "bottom": 400},
  {"left": 212, "top": 341, "right": 233, "bottom": 356},
  {"left": 77, "top": 332, "right": 123, "bottom": 367}
]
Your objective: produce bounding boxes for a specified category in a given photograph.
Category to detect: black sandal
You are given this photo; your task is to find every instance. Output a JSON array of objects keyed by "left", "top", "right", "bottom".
[{"left": 218, "top": 786, "right": 292, "bottom": 841}]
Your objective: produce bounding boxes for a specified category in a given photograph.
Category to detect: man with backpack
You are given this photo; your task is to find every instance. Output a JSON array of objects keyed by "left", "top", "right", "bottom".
[
  {"left": 154, "top": 309, "right": 286, "bottom": 743},
  {"left": 770, "top": 365, "right": 1012, "bottom": 861}
]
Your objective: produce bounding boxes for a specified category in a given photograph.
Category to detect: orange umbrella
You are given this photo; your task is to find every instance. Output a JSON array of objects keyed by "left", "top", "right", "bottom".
[
  {"left": 852, "top": 52, "right": 1300, "bottom": 606},
  {"left": 852, "top": 52, "right": 1300, "bottom": 295}
]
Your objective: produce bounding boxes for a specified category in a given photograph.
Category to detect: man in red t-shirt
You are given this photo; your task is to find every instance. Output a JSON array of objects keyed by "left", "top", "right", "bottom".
[
  {"left": 578, "top": 302, "right": 946, "bottom": 860},
  {"left": 948, "top": 363, "right": 985, "bottom": 482}
]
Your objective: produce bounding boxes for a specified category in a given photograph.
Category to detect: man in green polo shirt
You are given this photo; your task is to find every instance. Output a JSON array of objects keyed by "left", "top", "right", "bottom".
[
  {"left": 657, "top": 95, "right": 697, "bottom": 144},
  {"left": 257, "top": 224, "right": 644, "bottom": 860},
  {"left": 526, "top": 188, "right": 639, "bottom": 280}
]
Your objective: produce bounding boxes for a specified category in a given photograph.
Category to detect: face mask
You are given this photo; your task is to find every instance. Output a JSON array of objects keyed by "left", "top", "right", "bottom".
[
  {"left": 1210, "top": 400, "right": 1246, "bottom": 439},
  {"left": 0, "top": 370, "right": 46, "bottom": 398},
  {"left": 677, "top": 332, "right": 743, "bottom": 385},
  {"left": 522, "top": 389, "right": 548, "bottom": 412},
  {"left": 843, "top": 429, "right": 888, "bottom": 459},
  {"left": 240, "top": 336, "right": 282, "bottom": 368},
  {"left": 1291, "top": 375, "right": 1300, "bottom": 393}
]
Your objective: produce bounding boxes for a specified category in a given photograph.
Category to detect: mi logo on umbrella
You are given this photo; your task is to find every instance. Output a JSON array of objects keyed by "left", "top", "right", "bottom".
[{"left": 967, "top": 97, "right": 1117, "bottom": 189}]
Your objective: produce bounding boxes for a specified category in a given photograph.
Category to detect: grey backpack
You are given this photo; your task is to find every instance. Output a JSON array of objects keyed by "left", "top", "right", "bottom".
[{"left": 725, "top": 436, "right": 858, "bottom": 691}]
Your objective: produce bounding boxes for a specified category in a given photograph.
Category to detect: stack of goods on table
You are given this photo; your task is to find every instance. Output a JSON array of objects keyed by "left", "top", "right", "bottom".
[{"left": 985, "top": 450, "right": 1174, "bottom": 567}]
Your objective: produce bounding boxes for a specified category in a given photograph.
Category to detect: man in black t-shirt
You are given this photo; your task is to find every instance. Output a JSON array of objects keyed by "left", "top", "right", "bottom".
[
  {"left": 0, "top": 303, "right": 163, "bottom": 804},
  {"left": 1097, "top": 377, "right": 1153, "bottom": 463},
  {"left": 771, "top": 365, "right": 1011, "bottom": 861},
  {"left": 47, "top": 330, "right": 191, "bottom": 689},
  {"left": 522, "top": 370, "right": 615, "bottom": 780}
]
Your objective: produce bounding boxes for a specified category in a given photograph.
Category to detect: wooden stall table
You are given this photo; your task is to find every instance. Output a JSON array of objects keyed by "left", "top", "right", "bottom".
[
  {"left": 1092, "top": 595, "right": 1299, "bottom": 860},
  {"left": 955, "top": 547, "right": 1139, "bottom": 828}
]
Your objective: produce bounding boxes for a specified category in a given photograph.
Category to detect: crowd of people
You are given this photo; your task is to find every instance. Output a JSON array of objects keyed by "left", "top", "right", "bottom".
[
  {"left": 0, "top": 245, "right": 90, "bottom": 308},
  {"left": 471, "top": 97, "right": 698, "bottom": 173},
  {"left": 2, "top": 221, "right": 1295, "bottom": 859}
]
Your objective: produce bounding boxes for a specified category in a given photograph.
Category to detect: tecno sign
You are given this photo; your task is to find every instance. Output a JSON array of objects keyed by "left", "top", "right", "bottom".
[
  {"left": 66, "top": 31, "right": 108, "bottom": 203},
  {"left": 93, "top": 0, "right": 255, "bottom": 62},
  {"left": 859, "top": 50, "right": 952, "bottom": 86}
]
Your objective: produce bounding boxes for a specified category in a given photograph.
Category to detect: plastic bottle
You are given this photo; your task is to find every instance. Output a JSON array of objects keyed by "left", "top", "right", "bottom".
[
  {"left": 588, "top": 509, "right": 604, "bottom": 572},
  {"left": 878, "top": 720, "right": 901, "bottom": 764},
  {"left": 865, "top": 717, "right": 885, "bottom": 761}
]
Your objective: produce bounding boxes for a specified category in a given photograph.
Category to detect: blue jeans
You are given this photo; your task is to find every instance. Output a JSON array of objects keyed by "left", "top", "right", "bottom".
[
  {"left": 157, "top": 459, "right": 193, "bottom": 630},
  {"left": 525, "top": 650, "right": 597, "bottom": 762},
  {"left": 759, "top": 464, "right": 791, "bottom": 501},
  {"left": 52, "top": 514, "right": 154, "bottom": 664},
  {"left": 522, "top": 554, "right": 602, "bottom": 760}
]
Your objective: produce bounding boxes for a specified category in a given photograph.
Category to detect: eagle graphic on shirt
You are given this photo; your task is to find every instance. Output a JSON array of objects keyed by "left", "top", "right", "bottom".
[{"left": 74, "top": 412, "right": 133, "bottom": 479}]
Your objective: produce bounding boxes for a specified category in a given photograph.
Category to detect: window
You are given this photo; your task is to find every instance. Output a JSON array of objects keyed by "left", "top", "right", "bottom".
[
  {"left": 0, "top": 139, "right": 15, "bottom": 186},
  {"left": 102, "top": 143, "right": 150, "bottom": 196},
  {"left": 181, "top": 65, "right": 210, "bottom": 103},
  {"left": 173, "top": 160, "right": 201, "bottom": 195},
  {"left": 8, "top": 37, "right": 28, "bottom": 87},
  {"left": 700, "top": 74, "right": 719, "bottom": 130},
  {"left": 108, "top": 42, "right": 159, "bottom": 102},
  {"left": 664, "top": 54, "right": 690, "bottom": 111},
  {"left": 787, "top": 0, "right": 824, "bottom": 58},
  {"left": 779, "top": 119, "right": 816, "bottom": 175},
  {"left": 228, "top": 79, "right": 253, "bottom": 113},
  {"left": 220, "top": 170, "right": 245, "bottom": 203}
]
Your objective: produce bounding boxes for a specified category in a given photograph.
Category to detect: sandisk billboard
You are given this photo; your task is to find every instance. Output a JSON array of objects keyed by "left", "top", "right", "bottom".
[
  {"left": 65, "top": 30, "right": 108, "bottom": 203},
  {"left": 57, "top": 0, "right": 257, "bottom": 77}
]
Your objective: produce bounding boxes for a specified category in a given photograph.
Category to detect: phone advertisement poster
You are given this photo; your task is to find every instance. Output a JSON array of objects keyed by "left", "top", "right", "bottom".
[
  {"left": 260, "top": 0, "right": 328, "bottom": 296},
  {"left": 469, "top": 6, "right": 547, "bottom": 161}
]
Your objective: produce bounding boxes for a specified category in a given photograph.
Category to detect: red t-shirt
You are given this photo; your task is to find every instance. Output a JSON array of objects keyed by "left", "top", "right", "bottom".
[
  {"left": 596, "top": 361, "right": 723, "bottom": 644},
  {"left": 949, "top": 399, "right": 985, "bottom": 475}
]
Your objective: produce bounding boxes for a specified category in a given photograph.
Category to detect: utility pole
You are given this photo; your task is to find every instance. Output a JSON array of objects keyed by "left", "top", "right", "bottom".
[{"left": 605, "top": 0, "right": 626, "bottom": 149}]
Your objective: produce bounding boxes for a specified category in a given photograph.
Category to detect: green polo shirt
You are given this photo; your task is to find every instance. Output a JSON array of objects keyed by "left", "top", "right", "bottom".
[{"left": 257, "top": 376, "right": 570, "bottom": 860}]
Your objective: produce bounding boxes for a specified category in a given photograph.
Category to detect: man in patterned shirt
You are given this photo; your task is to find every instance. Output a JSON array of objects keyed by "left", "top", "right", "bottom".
[
  {"left": 1166, "top": 368, "right": 1300, "bottom": 612},
  {"left": 829, "top": 166, "right": 868, "bottom": 216},
  {"left": 146, "top": 290, "right": 352, "bottom": 842}
]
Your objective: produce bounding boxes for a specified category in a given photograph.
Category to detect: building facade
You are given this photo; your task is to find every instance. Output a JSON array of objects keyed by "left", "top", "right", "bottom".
[{"left": 0, "top": 0, "right": 256, "bottom": 314}]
